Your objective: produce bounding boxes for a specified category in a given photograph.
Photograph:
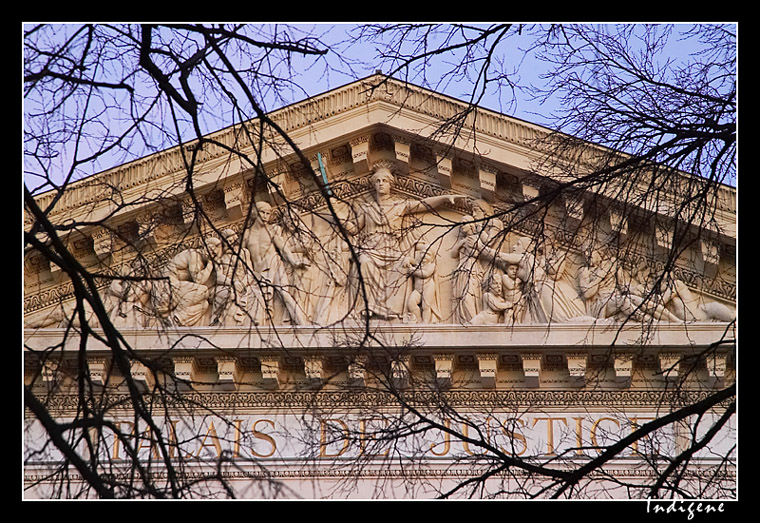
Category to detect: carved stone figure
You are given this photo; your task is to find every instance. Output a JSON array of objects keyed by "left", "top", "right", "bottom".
[
  {"left": 605, "top": 263, "right": 681, "bottom": 322},
  {"left": 470, "top": 199, "right": 501, "bottom": 246},
  {"left": 279, "top": 211, "right": 319, "bottom": 322},
  {"left": 469, "top": 274, "right": 514, "bottom": 325},
  {"left": 312, "top": 243, "right": 352, "bottom": 326},
  {"left": 104, "top": 278, "right": 152, "bottom": 328},
  {"left": 577, "top": 250, "right": 618, "bottom": 321},
  {"left": 661, "top": 278, "right": 736, "bottom": 322},
  {"left": 243, "top": 201, "right": 309, "bottom": 325},
  {"left": 212, "top": 229, "right": 264, "bottom": 326},
  {"left": 35, "top": 174, "right": 731, "bottom": 332},
  {"left": 161, "top": 239, "right": 220, "bottom": 326},
  {"left": 99, "top": 258, "right": 154, "bottom": 328},
  {"left": 25, "top": 301, "right": 86, "bottom": 329},
  {"left": 536, "top": 249, "right": 590, "bottom": 323},
  {"left": 345, "top": 161, "right": 464, "bottom": 321},
  {"left": 403, "top": 240, "right": 442, "bottom": 324},
  {"left": 468, "top": 200, "right": 504, "bottom": 319},
  {"left": 578, "top": 255, "right": 682, "bottom": 323},
  {"left": 25, "top": 306, "right": 66, "bottom": 329},
  {"left": 451, "top": 215, "right": 482, "bottom": 324},
  {"left": 501, "top": 262, "right": 525, "bottom": 324},
  {"left": 481, "top": 236, "right": 547, "bottom": 324}
]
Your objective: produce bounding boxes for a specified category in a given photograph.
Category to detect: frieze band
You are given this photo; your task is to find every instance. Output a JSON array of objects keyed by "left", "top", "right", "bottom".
[{"left": 25, "top": 161, "right": 736, "bottom": 330}]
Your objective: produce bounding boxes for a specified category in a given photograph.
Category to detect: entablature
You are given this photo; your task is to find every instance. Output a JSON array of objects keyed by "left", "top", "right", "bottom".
[{"left": 24, "top": 322, "right": 735, "bottom": 397}]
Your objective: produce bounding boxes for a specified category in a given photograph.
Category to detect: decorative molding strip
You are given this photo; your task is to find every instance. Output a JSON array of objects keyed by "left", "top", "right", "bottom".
[{"left": 35, "top": 389, "right": 726, "bottom": 415}]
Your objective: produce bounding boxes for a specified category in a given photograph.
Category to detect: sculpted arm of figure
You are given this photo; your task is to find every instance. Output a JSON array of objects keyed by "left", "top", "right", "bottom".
[
  {"left": 451, "top": 238, "right": 463, "bottom": 258},
  {"left": 658, "top": 279, "right": 676, "bottom": 305},
  {"left": 272, "top": 234, "right": 309, "bottom": 269},
  {"left": 327, "top": 202, "right": 363, "bottom": 237},
  {"left": 402, "top": 256, "right": 416, "bottom": 275},
  {"left": 406, "top": 194, "right": 467, "bottom": 215},
  {"left": 485, "top": 291, "right": 512, "bottom": 312},
  {"left": 478, "top": 246, "right": 522, "bottom": 273},
  {"left": 347, "top": 209, "right": 364, "bottom": 236},
  {"left": 192, "top": 251, "right": 215, "bottom": 286},
  {"left": 473, "top": 240, "right": 500, "bottom": 267},
  {"left": 452, "top": 233, "right": 476, "bottom": 259},
  {"left": 452, "top": 236, "right": 469, "bottom": 257},
  {"left": 499, "top": 252, "right": 524, "bottom": 266},
  {"left": 578, "top": 268, "right": 600, "bottom": 301}
]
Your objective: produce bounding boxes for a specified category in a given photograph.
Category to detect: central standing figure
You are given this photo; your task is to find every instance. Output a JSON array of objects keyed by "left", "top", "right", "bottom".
[{"left": 346, "top": 160, "right": 463, "bottom": 321}]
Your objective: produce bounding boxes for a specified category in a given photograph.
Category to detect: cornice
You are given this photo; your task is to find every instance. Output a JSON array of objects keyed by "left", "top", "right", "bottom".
[
  {"left": 23, "top": 462, "right": 736, "bottom": 492},
  {"left": 27, "top": 74, "right": 736, "bottom": 225},
  {"left": 25, "top": 320, "right": 736, "bottom": 401}
]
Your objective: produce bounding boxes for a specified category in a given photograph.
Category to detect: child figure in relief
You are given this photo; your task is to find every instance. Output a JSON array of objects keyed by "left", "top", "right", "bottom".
[
  {"left": 404, "top": 240, "right": 441, "bottom": 324},
  {"left": 469, "top": 274, "right": 514, "bottom": 325},
  {"left": 501, "top": 262, "right": 524, "bottom": 324}
]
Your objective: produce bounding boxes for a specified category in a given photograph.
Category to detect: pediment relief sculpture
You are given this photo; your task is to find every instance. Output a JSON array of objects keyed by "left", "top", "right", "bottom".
[
  {"left": 25, "top": 158, "right": 735, "bottom": 331},
  {"left": 341, "top": 160, "right": 467, "bottom": 322}
]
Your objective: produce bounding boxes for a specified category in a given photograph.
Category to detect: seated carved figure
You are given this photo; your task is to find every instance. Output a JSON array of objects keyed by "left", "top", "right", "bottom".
[
  {"left": 470, "top": 275, "right": 515, "bottom": 325},
  {"left": 160, "top": 239, "right": 220, "bottom": 327},
  {"left": 605, "top": 264, "right": 681, "bottom": 323}
]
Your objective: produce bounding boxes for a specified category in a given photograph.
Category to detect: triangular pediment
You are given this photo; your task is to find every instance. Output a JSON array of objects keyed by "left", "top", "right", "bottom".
[{"left": 24, "top": 74, "right": 736, "bottom": 331}]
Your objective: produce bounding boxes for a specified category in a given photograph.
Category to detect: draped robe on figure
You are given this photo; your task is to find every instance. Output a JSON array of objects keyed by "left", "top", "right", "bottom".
[{"left": 350, "top": 195, "right": 420, "bottom": 320}]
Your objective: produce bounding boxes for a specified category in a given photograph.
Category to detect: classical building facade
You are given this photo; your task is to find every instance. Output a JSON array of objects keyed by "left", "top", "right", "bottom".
[{"left": 23, "top": 74, "right": 736, "bottom": 499}]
